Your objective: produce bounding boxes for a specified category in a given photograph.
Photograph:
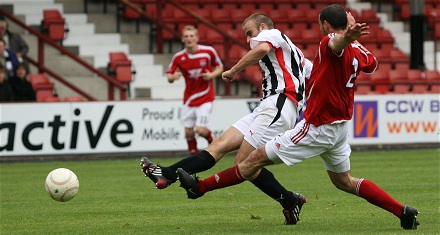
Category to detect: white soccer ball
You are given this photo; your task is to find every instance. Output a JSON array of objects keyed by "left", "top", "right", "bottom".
[{"left": 45, "top": 168, "right": 79, "bottom": 202}]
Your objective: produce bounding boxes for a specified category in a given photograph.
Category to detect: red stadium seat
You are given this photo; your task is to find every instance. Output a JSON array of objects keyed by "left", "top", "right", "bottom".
[
  {"left": 301, "top": 28, "right": 322, "bottom": 49},
  {"left": 361, "top": 9, "right": 381, "bottom": 25},
  {"left": 389, "top": 69, "right": 411, "bottom": 93},
  {"left": 371, "top": 49, "right": 393, "bottom": 69},
  {"left": 41, "top": 9, "right": 68, "bottom": 42},
  {"left": 408, "top": 69, "right": 429, "bottom": 93},
  {"left": 212, "top": 44, "right": 226, "bottom": 60},
  {"left": 355, "top": 72, "right": 373, "bottom": 94},
  {"left": 305, "top": 8, "right": 321, "bottom": 25},
  {"left": 40, "top": 95, "right": 61, "bottom": 102},
  {"left": 122, "top": 1, "right": 143, "bottom": 20},
  {"left": 287, "top": 9, "right": 308, "bottom": 30},
  {"left": 424, "top": 70, "right": 440, "bottom": 93},
  {"left": 210, "top": 8, "right": 232, "bottom": 24},
  {"left": 172, "top": 8, "right": 195, "bottom": 24},
  {"left": 358, "top": 29, "right": 379, "bottom": 50},
  {"left": 302, "top": 48, "right": 316, "bottom": 61},
  {"left": 284, "top": 29, "right": 303, "bottom": 45},
  {"left": 371, "top": 69, "right": 390, "bottom": 94},
  {"left": 199, "top": 24, "right": 224, "bottom": 45},
  {"left": 377, "top": 29, "right": 395, "bottom": 50},
  {"left": 108, "top": 52, "right": 135, "bottom": 83},
  {"left": 243, "top": 64, "right": 263, "bottom": 97},
  {"left": 29, "top": 73, "right": 57, "bottom": 102},
  {"left": 63, "top": 96, "right": 85, "bottom": 102},
  {"left": 230, "top": 7, "right": 252, "bottom": 24},
  {"left": 398, "top": 3, "right": 410, "bottom": 21},
  {"left": 390, "top": 49, "right": 409, "bottom": 69},
  {"left": 228, "top": 44, "right": 248, "bottom": 63}
]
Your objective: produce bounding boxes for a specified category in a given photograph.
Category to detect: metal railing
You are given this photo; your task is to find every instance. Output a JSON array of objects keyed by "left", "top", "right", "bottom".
[{"left": 0, "top": 8, "right": 128, "bottom": 101}]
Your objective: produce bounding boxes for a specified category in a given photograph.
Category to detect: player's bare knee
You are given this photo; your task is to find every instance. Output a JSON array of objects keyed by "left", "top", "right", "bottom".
[{"left": 195, "top": 126, "right": 206, "bottom": 136}]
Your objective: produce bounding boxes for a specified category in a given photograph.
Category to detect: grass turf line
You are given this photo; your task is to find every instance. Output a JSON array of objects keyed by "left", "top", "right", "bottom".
[{"left": 1, "top": 148, "right": 439, "bottom": 234}]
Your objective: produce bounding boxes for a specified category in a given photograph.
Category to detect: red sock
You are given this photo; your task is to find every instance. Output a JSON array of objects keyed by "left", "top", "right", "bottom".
[
  {"left": 357, "top": 178, "right": 403, "bottom": 218},
  {"left": 199, "top": 165, "right": 245, "bottom": 193},
  {"left": 187, "top": 137, "right": 198, "bottom": 155},
  {"left": 204, "top": 129, "right": 213, "bottom": 144}
]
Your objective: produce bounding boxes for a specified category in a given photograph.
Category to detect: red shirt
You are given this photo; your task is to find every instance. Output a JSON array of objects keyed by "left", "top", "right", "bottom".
[
  {"left": 166, "top": 45, "right": 223, "bottom": 107},
  {"left": 304, "top": 34, "right": 377, "bottom": 126}
]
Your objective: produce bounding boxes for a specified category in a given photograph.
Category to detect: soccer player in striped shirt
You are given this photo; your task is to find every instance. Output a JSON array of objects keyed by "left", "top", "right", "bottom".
[{"left": 142, "top": 14, "right": 311, "bottom": 224}]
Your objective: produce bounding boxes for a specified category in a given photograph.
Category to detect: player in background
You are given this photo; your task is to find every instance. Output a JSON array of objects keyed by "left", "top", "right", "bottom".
[
  {"left": 142, "top": 14, "right": 312, "bottom": 224},
  {"left": 177, "top": 5, "right": 419, "bottom": 230},
  {"left": 166, "top": 25, "right": 223, "bottom": 155}
]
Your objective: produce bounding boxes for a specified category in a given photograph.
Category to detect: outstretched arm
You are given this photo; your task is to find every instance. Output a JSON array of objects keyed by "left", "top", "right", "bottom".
[{"left": 222, "top": 42, "right": 270, "bottom": 82}]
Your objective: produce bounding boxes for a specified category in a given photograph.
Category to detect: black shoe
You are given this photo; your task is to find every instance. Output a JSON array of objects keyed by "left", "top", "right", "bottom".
[
  {"left": 282, "top": 193, "right": 307, "bottom": 225},
  {"left": 400, "top": 205, "right": 419, "bottom": 229},
  {"left": 177, "top": 168, "right": 204, "bottom": 199},
  {"left": 140, "top": 157, "right": 173, "bottom": 189}
]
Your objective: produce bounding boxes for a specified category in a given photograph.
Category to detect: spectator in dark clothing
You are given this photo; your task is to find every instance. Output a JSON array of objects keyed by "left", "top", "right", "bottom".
[
  {"left": 0, "top": 64, "right": 14, "bottom": 102},
  {"left": 0, "top": 16, "right": 29, "bottom": 62},
  {"left": 0, "top": 37, "right": 19, "bottom": 79},
  {"left": 9, "top": 62, "right": 36, "bottom": 101}
]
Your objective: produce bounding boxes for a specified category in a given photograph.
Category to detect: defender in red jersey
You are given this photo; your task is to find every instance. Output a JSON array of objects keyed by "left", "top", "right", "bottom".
[
  {"left": 166, "top": 25, "right": 223, "bottom": 155},
  {"left": 177, "top": 5, "right": 419, "bottom": 229}
]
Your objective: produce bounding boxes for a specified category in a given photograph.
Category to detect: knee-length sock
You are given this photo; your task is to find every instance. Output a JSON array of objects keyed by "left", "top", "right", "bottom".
[
  {"left": 161, "top": 150, "right": 216, "bottom": 182},
  {"left": 251, "top": 168, "right": 296, "bottom": 209},
  {"left": 357, "top": 178, "right": 403, "bottom": 217},
  {"left": 199, "top": 165, "right": 245, "bottom": 193}
]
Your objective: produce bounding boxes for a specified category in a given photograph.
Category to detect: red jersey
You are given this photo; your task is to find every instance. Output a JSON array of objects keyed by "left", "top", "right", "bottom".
[
  {"left": 304, "top": 34, "right": 378, "bottom": 126},
  {"left": 166, "top": 44, "right": 223, "bottom": 107}
]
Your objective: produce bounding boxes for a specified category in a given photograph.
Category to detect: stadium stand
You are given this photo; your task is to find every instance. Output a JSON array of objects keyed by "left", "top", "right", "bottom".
[{"left": 5, "top": 0, "right": 438, "bottom": 100}]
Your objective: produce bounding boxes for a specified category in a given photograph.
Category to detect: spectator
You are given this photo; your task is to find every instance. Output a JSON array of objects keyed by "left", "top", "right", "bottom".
[
  {"left": 0, "top": 15, "right": 29, "bottom": 63},
  {"left": 0, "top": 37, "right": 19, "bottom": 79},
  {"left": 0, "top": 63, "right": 14, "bottom": 102},
  {"left": 166, "top": 25, "right": 224, "bottom": 155},
  {"left": 9, "top": 62, "right": 36, "bottom": 101}
]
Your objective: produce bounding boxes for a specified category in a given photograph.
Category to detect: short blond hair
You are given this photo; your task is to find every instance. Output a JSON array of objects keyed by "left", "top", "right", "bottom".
[
  {"left": 181, "top": 25, "right": 198, "bottom": 36},
  {"left": 243, "top": 13, "right": 274, "bottom": 29}
]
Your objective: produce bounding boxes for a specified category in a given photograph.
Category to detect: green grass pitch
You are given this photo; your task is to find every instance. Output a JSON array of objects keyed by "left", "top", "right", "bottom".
[{"left": 1, "top": 148, "right": 439, "bottom": 234}]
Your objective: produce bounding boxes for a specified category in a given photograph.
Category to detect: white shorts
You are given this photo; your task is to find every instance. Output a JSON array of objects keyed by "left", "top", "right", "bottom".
[
  {"left": 266, "top": 120, "right": 352, "bottom": 173},
  {"left": 232, "top": 94, "right": 300, "bottom": 149},
  {"left": 180, "top": 102, "right": 213, "bottom": 128}
]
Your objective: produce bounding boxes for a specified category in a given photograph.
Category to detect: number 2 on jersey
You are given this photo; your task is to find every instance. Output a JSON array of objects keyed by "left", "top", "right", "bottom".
[{"left": 346, "top": 58, "right": 359, "bottom": 88}]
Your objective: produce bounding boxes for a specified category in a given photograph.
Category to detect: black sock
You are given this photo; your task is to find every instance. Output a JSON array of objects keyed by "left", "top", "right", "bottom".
[
  {"left": 161, "top": 150, "right": 216, "bottom": 181},
  {"left": 251, "top": 167, "right": 295, "bottom": 209}
]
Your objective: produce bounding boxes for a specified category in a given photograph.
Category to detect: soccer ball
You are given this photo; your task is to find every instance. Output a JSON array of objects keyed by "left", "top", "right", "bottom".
[{"left": 45, "top": 168, "right": 79, "bottom": 202}]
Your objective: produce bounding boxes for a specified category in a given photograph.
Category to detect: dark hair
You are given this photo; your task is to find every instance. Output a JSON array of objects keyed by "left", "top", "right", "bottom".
[
  {"left": 319, "top": 4, "right": 347, "bottom": 30},
  {"left": 243, "top": 13, "right": 274, "bottom": 29},
  {"left": 15, "top": 62, "right": 29, "bottom": 74}
]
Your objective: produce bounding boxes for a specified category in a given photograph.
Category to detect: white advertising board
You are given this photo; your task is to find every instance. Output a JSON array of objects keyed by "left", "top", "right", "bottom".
[{"left": 0, "top": 94, "right": 439, "bottom": 157}]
